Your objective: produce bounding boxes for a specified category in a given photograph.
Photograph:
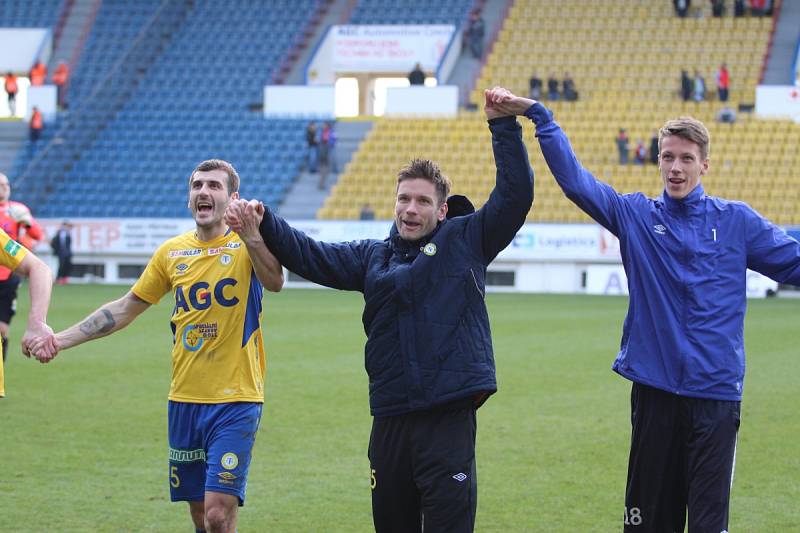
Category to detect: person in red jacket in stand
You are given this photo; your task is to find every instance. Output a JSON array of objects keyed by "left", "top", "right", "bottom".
[
  {"left": 716, "top": 63, "right": 730, "bottom": 102},
  {"left": 4, "top": 72, "right": 18, "bottom": 116},
  {"left": 0, "top": 172, "right": 44, "bottom": 361}
]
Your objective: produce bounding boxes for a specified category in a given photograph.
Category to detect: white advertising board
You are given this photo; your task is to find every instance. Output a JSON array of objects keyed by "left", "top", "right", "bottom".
[
  {"left": 384, "top": 86, "right": 459, "bottom": 116},
  {"left": 499, "top": 224, "right": 620, "bottom": 261},
  {"left": 35, "top": 218, "right": 197, "bottom": 255},
  {"left": 31, "top": 219, "right": 788, "bottom": 298},
  {"left": 34, "top": 219, "right": 394, "bottom": 256},
  {"left": 0, "top": 29, "right": 51, "bottom": 72},
  {"left": 755, "top": 85, "right": 800, "bottom": 123},
  {"left": 331, "top": 25, "right": 455, "bottom": 72},
  {"left": 263, "top": 85, "right": 335, "bottom": 118},
  {"left": 34, "top": 220, "right": 619, "bottom": 260}
]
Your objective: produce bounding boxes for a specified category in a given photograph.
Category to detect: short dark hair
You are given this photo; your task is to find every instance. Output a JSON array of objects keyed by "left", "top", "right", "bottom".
[
  {"left": 189, "top": 159, "right": 240, "bottom": 194},
  {"left": 396, "top": 159, "right": 451, "bottom": 205}
]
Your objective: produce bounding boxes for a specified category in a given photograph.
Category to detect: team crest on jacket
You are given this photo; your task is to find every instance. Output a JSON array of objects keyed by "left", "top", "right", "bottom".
[
  {"left": 422, "top": 243, "right": 437, "bottom": 256},
  {"left": 653, "top": 224, "right": 667, "bottom": 235}
]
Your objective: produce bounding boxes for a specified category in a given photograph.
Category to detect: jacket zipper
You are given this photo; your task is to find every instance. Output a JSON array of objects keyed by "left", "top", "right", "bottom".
[{"left": 470, "top": 268, "right": 484, "bottom": 298}]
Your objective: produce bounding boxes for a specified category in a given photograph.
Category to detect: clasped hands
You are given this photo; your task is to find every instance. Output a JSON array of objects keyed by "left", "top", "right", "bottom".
[{"left": 21, "top": 320, "right": 58, "bottom": 363}]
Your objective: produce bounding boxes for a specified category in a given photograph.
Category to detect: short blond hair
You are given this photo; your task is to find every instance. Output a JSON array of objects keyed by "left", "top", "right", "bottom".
[{"left": 659, "top": 117, "right": 711, "bottom": 160}]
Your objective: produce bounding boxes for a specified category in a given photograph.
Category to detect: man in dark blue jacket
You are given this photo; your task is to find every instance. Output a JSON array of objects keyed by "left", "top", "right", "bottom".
[
  {"left": 490, "top": 90, "right": 800, "bottom": 532},
  {"left": 225, "top": 87, "right": 534, "bottom": 532}
]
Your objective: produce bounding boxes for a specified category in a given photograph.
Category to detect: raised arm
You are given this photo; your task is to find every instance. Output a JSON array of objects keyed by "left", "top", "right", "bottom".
[
  {"left": 226, "top": 200, "right": 284, "bottom": 292},
  {"left": 473, "top": 87, "right": 535, "bottom": 261},
  {"left": 492, "top": 92, "right": 626, "bottom": 235},
  {"left": 226, "top": 200, "right": 367, "bottom": 292}
]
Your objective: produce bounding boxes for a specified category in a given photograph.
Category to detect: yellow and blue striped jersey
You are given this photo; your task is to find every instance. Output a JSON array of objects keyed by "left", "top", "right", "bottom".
[
  {"left": 0, "top": 229, "right": 27, "bottom": 398},
  {"left": 132, "top": 229, "right": 265, "bottom": 403}
]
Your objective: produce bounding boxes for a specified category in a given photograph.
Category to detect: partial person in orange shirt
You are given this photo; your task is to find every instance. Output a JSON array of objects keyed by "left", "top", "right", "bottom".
[
  {"left": 0, "top": 172, "right": 45, "bottom": 362},
  {"left": 29, "top": 61, "right": 46, "bottom": 86},
  {"left": 29, "top": 107, "right": 43, "bottom": 142},
  {"left": 51, "top": 61, "right": 69, "bottom": 108}
]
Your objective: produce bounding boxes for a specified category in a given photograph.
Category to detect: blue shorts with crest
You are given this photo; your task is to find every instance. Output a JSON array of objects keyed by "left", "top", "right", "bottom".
[{"left": 167, "top": 401, "right": 262, "bottom": 505}]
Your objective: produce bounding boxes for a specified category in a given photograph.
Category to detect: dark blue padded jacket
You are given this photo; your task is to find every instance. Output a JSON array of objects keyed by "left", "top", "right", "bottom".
[{"left": 258, "top": 116, "right": 534, "bottom": 416}]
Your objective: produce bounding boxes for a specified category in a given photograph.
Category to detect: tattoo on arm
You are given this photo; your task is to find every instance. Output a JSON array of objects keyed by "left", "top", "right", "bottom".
[{"left": 79, "top": 309, "right": 116, "bottom": 337}]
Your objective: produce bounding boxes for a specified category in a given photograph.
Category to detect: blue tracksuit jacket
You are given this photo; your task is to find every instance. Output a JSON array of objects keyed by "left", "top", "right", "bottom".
[
  {"left": 258, "top": 115, "right": 534, "bottom": 416},
  {"left": 527, "top": 102, "right": 800, "bottom": 401}
]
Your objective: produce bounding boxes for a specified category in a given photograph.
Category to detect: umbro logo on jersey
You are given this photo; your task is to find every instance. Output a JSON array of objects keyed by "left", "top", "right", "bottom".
[
  {"left": 452, "top": 472, "right": 467, "bottom": 482},
  {"left": 653, "top": 224, "right": 667, "bottom": 235}
]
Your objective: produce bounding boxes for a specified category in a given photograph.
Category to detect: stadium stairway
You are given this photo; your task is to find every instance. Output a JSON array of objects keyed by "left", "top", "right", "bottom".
[
  {"left": 762, "top": 0, "right": 800, "bottom": 85},
  {"left": 279, "top": 120, "right": 373, "bottom": 219},
  {"left": 0, "top": 122, "right": 28, "bottom": 175},
  {"left": 282, "top": 0, "right": 349, "bottom": 85},
  {"left": 48, "top": 0, "right": 101, "bottom": 77},
  {"left": 446, "top": 0, "right": 512, "bottom": 107}
]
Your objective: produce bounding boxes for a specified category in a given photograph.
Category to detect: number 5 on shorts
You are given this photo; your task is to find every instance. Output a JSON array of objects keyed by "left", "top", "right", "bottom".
[{"left": 170, "top": 466, "right": 181, "bottom": 488}]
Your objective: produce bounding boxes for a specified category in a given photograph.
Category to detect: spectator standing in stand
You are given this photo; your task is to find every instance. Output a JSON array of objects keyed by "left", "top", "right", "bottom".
[
  {"left": 306, "top": 122, "right": 318, "bottom": 174},
  {"left": 633, "top": 139, "right": 647, "bottom": 165},
  {"left": 51, "top": 61, "right": 69, "bottom": 109},
  {"left": 51, "top": 221, "right": 73, "bottom": 285},
  {"left": 318, "top": 122, "right": 336, "bottom": 189},
  {"left": 465, "top": 10, "right": 486, "bottom": 59},
  {"left": 29, "top": 107, "right": 43, "bottom": 142},
  {"left": 547, "top": 73, "right": 560, "bottom": 100},
  {"left": 529, "top": 72, "right": 543, "bottom": 100},
  {"left": 681, "top": 70, "right": 693, "bottom": 102},
  {"left": 616, "top": 128, "right": 630, "bottom": 165},
  {"left": 693, "top": 70, "right": 706, "bottom": 102},
  {"left": 408, "top": 63, "right": 425, "bottom": 86},
  {"left": 29, "top": 61, "right": 46, "bottom": 86},
  {"left": 716, "top": 63, "right": 730, "bottom": 103},
  {"left": 4, "top": 72, "right": 18, "bottom": 116},
  {"left": 563, "top": 72, "right": 578, "bottom": 102}
]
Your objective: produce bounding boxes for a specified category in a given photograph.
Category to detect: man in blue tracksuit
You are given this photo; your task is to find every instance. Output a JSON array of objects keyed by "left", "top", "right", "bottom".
[
  {"left": 490, "top": 89, "right": 800, "bottom": 532},
  {"left": 225, "top": 87, "right": 534, "bottom": 532}
]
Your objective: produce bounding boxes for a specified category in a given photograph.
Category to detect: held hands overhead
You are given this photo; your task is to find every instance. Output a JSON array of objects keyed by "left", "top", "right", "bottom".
[{"left": 484, "top": 87, "right": 536, "bottom": 119}]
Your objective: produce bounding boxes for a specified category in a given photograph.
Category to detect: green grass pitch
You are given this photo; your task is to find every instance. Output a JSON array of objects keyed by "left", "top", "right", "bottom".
[{"left": 1, "top": 285, "right": 798, "bottom": 531}]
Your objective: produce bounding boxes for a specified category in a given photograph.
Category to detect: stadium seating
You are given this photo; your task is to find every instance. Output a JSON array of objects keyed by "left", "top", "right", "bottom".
[
  {"left": 349, "top": 0, "right": 473, "bottom": 25},
  {"left": 13, "top": 0, "right": 320, "bottom": 218},
  {"left": 0, "top": 0, "right": 64, "bottom": 28},
  {"left": 322, "top": 0, "right": 800, "bottom": 225}
]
